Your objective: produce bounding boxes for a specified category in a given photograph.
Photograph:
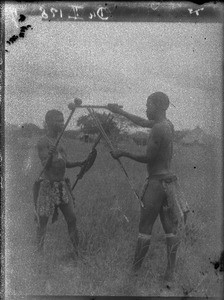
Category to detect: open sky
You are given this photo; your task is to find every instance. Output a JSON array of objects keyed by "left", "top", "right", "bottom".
[{"left": 5, "top": 4, "right": 222, "bottom": 136}]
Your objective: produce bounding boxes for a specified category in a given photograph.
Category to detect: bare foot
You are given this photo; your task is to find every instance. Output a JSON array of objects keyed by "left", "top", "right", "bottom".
[
  {"left": 183, "top": 210, "right": 190, "bottom": 225},
  {"left": 164, "top": 268, "right": 175, "bottom": 283},
  {"left": 131, "top": 264, "right": 141, "bottom": 276},
  {"left": 34, "top": 245, "right": 44, "bottom": 255}
]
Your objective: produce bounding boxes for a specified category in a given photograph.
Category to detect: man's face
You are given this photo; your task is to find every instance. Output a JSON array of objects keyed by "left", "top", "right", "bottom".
[
  {"left": 48, "top": 114, "right": 64, "bottom": 133},
  {"left": 146, "top": 99, "right": 157, "bottom": 120}
]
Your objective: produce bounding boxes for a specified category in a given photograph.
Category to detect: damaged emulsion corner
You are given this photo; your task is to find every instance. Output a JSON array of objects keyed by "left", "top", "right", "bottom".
[
  {"left": 18, "top": 14, "right": 26, "bottom": 22},
  {"left": 6, "top": 14, "right": 33, "bottom": 47},
  {"left": 210, "top": 250, "right": 224, "bottom": 272}
]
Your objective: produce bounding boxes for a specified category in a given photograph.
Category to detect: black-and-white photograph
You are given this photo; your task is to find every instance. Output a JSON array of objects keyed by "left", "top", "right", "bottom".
[{"left": 3, "top": 2, "right": 223, "bottom": 298}]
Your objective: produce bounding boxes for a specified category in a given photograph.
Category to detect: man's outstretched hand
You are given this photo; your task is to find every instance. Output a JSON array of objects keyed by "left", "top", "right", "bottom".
[
  {"left": 107, "top": 103, "right": 123, "bottom": 114},
  {"left": 80, "top": 160, "right": 87, "bottom": 167},
  {"left": 110, "top": 149, "right": 123, "bottom": 159}
]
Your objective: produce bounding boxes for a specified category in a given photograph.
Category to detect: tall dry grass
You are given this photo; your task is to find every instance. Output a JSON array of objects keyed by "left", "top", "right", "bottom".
[{"left": 4, "top": 137, "right": 223, "bottom": 297}]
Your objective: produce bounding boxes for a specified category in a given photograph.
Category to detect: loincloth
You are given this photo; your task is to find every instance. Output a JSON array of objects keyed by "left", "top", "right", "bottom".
[
  {"left": 33, "top": 178, "right": 74, "bottom": 223},
  {"left": 140, "top": 174, "right": 190, "bottom": 218}
]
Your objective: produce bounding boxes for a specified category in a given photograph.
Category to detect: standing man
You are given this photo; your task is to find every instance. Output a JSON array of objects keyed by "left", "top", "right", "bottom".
[
  {"left": 33, "top": 109, "right": 86, "bottom": 255},
  {"left": 108, "top": 92, "right": 189, "bottom": 282}
]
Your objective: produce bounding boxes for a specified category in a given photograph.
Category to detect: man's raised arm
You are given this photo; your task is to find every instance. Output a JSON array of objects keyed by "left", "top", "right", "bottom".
[
  {"left": 107, "top": 104, "right": 154, "bottom": 128},
  {"left": 110, "top": 124, "right": 163, "bottom": 163}
]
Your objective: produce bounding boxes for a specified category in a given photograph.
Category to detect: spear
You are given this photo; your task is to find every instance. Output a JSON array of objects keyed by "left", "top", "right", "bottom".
[
  {"left": 72, "top": 113, "right": 114, "bottom": 190},
  {"left": 87, "top": 107, "right": 144, "bottom": 208}
]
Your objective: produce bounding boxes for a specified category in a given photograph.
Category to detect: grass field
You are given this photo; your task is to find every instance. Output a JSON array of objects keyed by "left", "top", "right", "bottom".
[{"left": 4, "top": 136, "right": 223, "bottom": 297}]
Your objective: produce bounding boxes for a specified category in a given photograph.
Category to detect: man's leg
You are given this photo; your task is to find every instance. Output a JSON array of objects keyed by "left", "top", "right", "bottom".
[
  {"left": 160, "top": 202, "right": 180, "bottom": 282},
  {"left": 36, "top": 216, "right": 49, "bottom": 252},
  {"left": 175, "top": 180, "right": 190, "bottom": 225},
  {"left": 133, "top": 179, "right": 166, "bottom": 272},
  {"left": 59, "top": 198, "right": 79, "bottom": 255},
  {"left": 33, "top": 180, "right": 41, "bottom": 223}
]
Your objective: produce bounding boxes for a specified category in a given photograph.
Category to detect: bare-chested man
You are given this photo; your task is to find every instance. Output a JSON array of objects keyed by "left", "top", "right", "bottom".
[
  {"left": 108, "top": 92, "right": 189, "bottom": 282},
  {"left": 33, "top": 109, "right": 86, "bottom": 255}
]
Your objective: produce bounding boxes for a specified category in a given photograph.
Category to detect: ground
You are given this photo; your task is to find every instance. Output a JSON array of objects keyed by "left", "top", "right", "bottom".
[{"left": 4, "top": 136, "right": 223, "bottom": 297}]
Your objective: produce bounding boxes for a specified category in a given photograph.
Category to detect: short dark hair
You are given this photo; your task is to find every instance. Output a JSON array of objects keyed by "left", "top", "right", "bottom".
[
  {"left": 147, "top": 92, "right": 170, "bottom": 111},
  {"left": 45, "top": 109, "right": 63, "bottom": 124}
]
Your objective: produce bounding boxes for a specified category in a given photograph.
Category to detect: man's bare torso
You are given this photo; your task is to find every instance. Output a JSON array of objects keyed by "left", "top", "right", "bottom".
[
  {"left": 146, "top": 119, "right": 174, "bottom": 177},
  {"left": 37, "top": 136, "right": 67, "bottom": 182}
]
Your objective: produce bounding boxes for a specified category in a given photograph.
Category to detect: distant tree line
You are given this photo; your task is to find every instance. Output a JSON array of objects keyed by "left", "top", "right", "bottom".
[
  {"left": 173, "top": 130, "right": 189, "bottom": 142},
  {"left": 6, "top": 116, "right": 190, "bottom": 146},
  {"left": 6, "top": 123, "right": 80, "bottom": 139}
]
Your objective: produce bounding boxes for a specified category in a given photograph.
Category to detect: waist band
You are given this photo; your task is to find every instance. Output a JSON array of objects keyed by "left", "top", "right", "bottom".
[{"left": 148, "top": 173, "right": 177, "bottom": 183}]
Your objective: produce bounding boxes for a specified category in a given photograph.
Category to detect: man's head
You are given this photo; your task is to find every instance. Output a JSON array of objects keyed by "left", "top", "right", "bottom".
[
  {"left": 146, "top": 92, "right": 170, "bottom": 120},
  {"left": 45, "top": 109, "right": 64, "bottom": 133}
]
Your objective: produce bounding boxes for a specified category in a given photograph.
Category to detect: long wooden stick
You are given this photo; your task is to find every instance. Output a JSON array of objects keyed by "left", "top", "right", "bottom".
[
  {"left": 87, "top": 108, "right": 144, "bottom": 208},
  {"left": 76, "top": 105, "right": 123, "bottom": 109}
]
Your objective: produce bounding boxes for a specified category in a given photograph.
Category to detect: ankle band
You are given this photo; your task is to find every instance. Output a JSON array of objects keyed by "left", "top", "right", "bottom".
[
  {"left": 138, "top": 233, "right": 151, "bottom": 240},
  {"left": 165, "top": 233, "right": 176, "bottom": 238}
]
